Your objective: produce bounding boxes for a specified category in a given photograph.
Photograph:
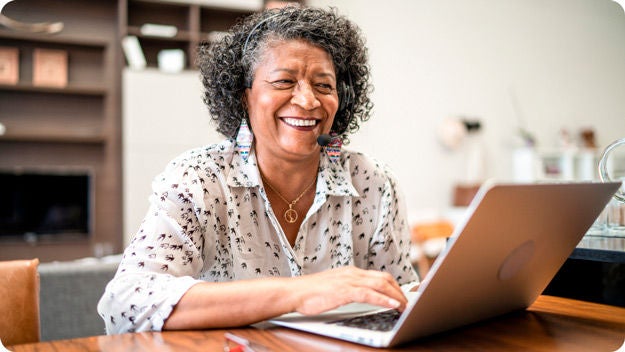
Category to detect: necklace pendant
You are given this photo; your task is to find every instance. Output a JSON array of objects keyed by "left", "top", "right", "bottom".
[{"left": 284, "top": 208, "right": 298, "bottom": 223}]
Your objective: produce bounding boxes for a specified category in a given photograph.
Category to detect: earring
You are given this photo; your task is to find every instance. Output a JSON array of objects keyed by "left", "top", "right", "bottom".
[
  {"left": 235, "top": 119, "right": 253, "bottom": 162},
  {"left": 325, "top": 133, "right": 342, "bottom": 163}
]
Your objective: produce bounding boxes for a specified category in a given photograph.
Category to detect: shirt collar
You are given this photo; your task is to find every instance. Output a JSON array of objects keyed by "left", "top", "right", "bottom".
[
  {"left": 317, "top": 148, "right": 360, "bottom": 197},
  {"left": 226, "top": 141, "right": 359, "bottom": 198},
  {"left": 226, "top": 140, "right": 261, "bottom": 188}
]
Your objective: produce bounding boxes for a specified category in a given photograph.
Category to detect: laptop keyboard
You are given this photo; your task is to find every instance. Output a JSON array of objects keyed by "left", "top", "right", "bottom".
[{"left": 329, "top": 309, "right": 401, "bottom": 332}]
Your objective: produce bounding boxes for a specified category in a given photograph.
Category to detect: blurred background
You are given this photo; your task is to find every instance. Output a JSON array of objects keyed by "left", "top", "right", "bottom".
[
  {"left": 129, "top": 0, "right": 625, "bottom": 239},
  {"left": 1, "top": 0, "right": 624, "bottom": 261}
]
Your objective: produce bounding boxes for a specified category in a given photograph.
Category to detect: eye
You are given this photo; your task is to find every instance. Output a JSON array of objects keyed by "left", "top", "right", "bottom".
[
  {"left": 315, "top": 83, "right": 334, "bottom": 94},
  {"left": 269, "top": 80, "right": 295, "bottom": 89}
]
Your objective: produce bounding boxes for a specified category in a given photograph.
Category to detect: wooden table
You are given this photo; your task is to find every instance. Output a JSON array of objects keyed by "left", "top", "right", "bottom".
[{"left": 8, "top": 296, "right": 625, "bottom": 352}]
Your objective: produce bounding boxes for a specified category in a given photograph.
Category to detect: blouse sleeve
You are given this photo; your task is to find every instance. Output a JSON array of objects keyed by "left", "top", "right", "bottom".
[
  {"left": 97, "top": 161, "right": 209, "bottom": 334},
  {"left": 367, "top": 166, "right": 419, "bottom": 286}
]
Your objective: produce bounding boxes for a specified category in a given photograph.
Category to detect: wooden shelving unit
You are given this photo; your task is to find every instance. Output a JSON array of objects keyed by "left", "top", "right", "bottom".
[
  {"left": 0, "top": 0, "right": 122, "bottom": 262},
  {"left": 121, "top": 0, "right": 258, "bottom": 69},
  {"left": 0, "top": 0, "right": 259, "bottom": 262},
  {"left": 0, "top": 31, "right": 110, "bottom": 48}
]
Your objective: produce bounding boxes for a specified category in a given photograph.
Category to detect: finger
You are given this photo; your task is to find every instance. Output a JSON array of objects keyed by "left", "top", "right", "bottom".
[
  {"left": 377, "top": 271, "right": 404, "bottom": 294},
  {"left": 359, "top": 269, "right": 404, "bottom": 294},
  {"left": 351, "top": 287, "right": 406, "bottom": 311},
  {"left": 355, "top": 273, "right": 407, "bottom": 308}
]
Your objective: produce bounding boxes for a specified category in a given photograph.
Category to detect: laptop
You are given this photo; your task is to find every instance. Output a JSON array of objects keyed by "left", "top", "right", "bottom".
[{"left": 268, "top": 181, "right": 622, "bottom": 348}]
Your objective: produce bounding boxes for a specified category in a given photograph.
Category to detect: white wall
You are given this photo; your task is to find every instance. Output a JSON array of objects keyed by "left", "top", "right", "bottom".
[
  {"left": 123, "top": 0, "right": 625, "bottom": 242},
  {"left": 123, "top": 69, "right": 222, "bottom": 243}
]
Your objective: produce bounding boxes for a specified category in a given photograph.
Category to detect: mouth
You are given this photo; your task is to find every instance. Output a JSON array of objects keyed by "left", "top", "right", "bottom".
[{"left": 282, "top": 117, "right": 319, "bottom": 128}]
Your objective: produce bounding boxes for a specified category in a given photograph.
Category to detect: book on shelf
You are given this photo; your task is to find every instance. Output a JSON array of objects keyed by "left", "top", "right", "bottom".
[
  {"left": 33, "top": 48, "right": 68, "bottom": 88},
  {"left": 121, "top": 35, "right": 147, "bottom": 70},
  {"left": 0, "top": 46, "right": 19, "bottom": 85}
]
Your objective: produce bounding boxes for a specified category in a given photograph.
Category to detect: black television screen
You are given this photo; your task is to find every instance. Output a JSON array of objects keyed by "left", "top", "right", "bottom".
[{"left": 0, "top": 171, "right": 92, "bottom": 237}]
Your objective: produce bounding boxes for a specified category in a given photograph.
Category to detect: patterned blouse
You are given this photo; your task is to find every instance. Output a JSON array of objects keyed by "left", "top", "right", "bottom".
[{"left": 98, "top": 139, "right": 418, "bottom": 334}]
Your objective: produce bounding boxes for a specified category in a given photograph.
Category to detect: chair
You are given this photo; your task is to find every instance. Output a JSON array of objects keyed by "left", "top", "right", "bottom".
[
  {"left": 0, "top": 259, "right": 41, "bottom": 346},
  {"left": 452, "top": 183, "right": 481, "bottom": 207},
  {"left": 410, "top": 220, "right": 454, "bottom": 279},
  {"left": 38, "top": 256, "right": 120, "bottom": 340}
]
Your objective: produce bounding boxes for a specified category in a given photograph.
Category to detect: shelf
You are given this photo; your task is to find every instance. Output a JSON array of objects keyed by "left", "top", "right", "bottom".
[
  {"left": 123, "top": 0, "right": 254, "bottom": 69},
  {"left": 0, "top": 30, "right": 109, "bottom": 48},
  {"left": 0, "top": 132, "right": 106, "bottom": 144},
  {"left": 0, "top": 83, "right": 108, "bottom": 96},
  {"left": 136, "top": 0, "right": 261, "bottom": 12},
  {"left": 513, "top": 147, "right": 604, "bottom": 182},
  {"left": 127, "top": 26, "right": 194, "bottom": 41}
]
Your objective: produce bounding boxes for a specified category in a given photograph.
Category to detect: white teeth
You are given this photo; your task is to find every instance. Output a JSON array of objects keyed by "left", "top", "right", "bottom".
[{"left": 283, "top": 118, "right": 317, "bottom": 127}]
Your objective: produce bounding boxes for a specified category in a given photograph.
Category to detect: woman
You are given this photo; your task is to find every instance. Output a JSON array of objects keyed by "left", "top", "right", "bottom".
[{"left": 98, "top": 6, "right": 418, "bottom": 334}]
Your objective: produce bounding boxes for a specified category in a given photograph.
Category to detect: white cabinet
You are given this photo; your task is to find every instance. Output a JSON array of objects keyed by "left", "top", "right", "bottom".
[
  {"left": 513, "top": 148, "right": 600, "bottom": 182},
  {"left": 539, "top": 149, "right": 598, "bottom": 181}
]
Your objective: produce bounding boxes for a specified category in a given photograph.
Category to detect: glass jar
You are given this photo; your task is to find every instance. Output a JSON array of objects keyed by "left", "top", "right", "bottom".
[{"left": 598, "top": 138, "right": 625, "bottom": 237}]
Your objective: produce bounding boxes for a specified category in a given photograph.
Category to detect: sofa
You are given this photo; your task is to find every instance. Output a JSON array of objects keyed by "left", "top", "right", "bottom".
[{"left": 38, "top": 255, "right": 121, "bottom": 341}]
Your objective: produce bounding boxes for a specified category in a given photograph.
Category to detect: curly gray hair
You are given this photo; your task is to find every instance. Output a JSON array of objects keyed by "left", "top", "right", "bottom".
[{"left": 198, "top": 6, "right": 373, "bottom": 141}]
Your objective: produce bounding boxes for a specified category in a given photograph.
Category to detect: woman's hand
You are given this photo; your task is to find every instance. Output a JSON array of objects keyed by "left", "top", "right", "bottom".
[
  {"left": 163, "top": 266, "right": 409, "bottom": 330},
  {"left": 289, "top": 266, "right": 408, "bottom": 315}
]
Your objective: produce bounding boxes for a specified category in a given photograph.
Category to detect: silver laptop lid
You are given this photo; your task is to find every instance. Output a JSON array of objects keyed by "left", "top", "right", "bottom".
[{"left": 390, "top": 181, "right": 621, "bottom": 346}]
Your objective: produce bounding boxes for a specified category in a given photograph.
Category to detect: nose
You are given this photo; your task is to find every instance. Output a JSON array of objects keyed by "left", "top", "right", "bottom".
[{"left": 291, "top": 81, "right": 321, "bottom": 110}]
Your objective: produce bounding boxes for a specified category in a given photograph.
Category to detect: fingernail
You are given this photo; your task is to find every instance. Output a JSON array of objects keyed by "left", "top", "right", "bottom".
[{"left": 389, "top": 298, "right": 400, "bottom": 308}]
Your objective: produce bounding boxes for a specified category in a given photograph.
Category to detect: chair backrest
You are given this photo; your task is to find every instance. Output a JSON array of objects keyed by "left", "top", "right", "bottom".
[{"left": 0, "top": 258, "right": 41, "bottom": 346}]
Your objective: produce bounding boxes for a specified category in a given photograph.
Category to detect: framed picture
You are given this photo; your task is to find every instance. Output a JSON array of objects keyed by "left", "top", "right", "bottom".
[
  {"left": 33, "top": 48, "right": 68, "bottom": 87},
  {"left": 0, "top": 47, "right": 19, "bottom": 85}
]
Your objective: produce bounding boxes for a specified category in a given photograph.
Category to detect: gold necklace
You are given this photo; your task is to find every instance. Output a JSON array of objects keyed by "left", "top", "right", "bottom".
[{"left": 260, "top": 172, "right": 317, "bottom": 224}]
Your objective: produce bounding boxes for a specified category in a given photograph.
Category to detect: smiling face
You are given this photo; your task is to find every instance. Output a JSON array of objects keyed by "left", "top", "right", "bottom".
[{"left": 244, "top": 39, "right": 339, "bottom": 163}]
